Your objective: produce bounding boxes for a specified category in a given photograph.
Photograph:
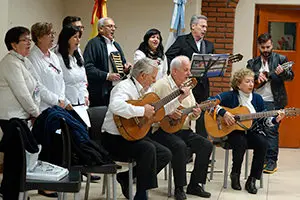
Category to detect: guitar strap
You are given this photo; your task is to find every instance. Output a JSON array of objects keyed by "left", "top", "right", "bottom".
[{"left": 130, "top": 77, "right": 144, "bottom": 98}]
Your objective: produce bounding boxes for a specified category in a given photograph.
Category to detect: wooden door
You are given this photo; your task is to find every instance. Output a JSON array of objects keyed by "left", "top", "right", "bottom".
[{"left": 256, "top": 6, "right": 300, "bottom": 148}]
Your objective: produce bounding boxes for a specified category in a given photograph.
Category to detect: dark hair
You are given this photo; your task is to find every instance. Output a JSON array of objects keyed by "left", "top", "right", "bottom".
[
  {"left": 62, "top": 16, "right": 81, "bottom": 27},
  {"left": 137, "top": 28, "right": 164, "bottom": 60},
  {"left": 4, "top": 26, "right": 30, "bottom": 51},
  {"left": 257, "top": 33, "right": 272, "bottom": 45},
  {"left": 57, "top": 25, "right": 83, "bottom": 69}
]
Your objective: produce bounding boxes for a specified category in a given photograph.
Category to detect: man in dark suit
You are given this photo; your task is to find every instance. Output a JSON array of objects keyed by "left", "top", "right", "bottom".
[
  {"left": 166, "top": 15, "right": 215, "bottom": 138},
  {"left": 83, "top": 17, "right": 131, "bottom": 107}
]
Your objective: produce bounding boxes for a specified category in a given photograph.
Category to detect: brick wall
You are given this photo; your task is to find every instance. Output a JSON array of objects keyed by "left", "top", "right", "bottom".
[{"left": 201, "top": 0, "right": 239, "bottom": 96}]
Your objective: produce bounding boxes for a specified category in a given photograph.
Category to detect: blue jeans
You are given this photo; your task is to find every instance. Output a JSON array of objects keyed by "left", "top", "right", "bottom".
[{"left": 263, "top": 101, "right": 280, "bottom": 162}]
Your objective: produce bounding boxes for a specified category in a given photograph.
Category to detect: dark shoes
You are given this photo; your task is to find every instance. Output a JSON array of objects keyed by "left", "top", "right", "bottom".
[
  {"left": 245, "top": 176, "right": 257, "bottom": 194},
  {"left": 263, "top": 160, "right": 278, "bottom": 174},
  {"left": 82, "top": 173, "right": 101, "bottom": 182},
  {"left": 186, "top": 184, "right": 211, "bottom": 198},
  {"left": 174, "top": 187, "right": 187, "bottom": 200},
  {"left": 117, "top": 173, "right": 129, "bottom": 199},
  {"left": 38, "top": 190, "right": 58, "bottom": 198},
  {"left": 230, "top": 173, "right": 241, "bottom": 190}
]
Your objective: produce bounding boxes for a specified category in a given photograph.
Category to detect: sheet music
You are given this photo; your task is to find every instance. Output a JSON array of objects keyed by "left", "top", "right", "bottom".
[{"left": 73, "top": 105, "right": 91, "bottom": 127}]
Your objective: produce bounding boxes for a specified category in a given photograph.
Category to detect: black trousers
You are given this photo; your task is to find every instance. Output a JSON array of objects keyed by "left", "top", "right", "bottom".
[
  {"left": 226, "top": 130, "right": 268, "bottom": 179},
  {"left": 195, "top": 112, "right": 208, "bottom": 138},
  {"left": 151, "top": 128, "right": 213, "bottom": 187},
  {"left": 101, "top": 132, "right": 172, "bottom": 191}
]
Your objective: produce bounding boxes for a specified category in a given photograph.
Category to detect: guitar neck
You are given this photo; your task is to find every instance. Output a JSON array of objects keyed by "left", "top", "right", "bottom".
[
  {"left": 182, "top": 102, "right": 216, "bottom": 115},
  {"left": 153, "top": 89, "right": 181, "bottom": 111},
  {"left": 237, "top": 110, "right": 279, "bottom": 121}
]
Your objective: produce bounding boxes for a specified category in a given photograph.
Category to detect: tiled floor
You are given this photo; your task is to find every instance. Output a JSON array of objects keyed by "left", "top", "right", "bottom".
[{"left": 27, "top": 148, "right": 300, "bottom": 200}]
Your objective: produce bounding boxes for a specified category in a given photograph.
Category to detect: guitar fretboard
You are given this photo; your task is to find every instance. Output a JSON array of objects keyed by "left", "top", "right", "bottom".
[
  {"left": 237, "top": 110, "right": 279, "bottom": 121},
  {"left": 153, "top": 89, "right": 182, "bottom": 111}
]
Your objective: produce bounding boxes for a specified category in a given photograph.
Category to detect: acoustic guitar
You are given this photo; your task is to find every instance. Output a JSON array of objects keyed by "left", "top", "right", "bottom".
[
  {"left": 114, "top": 78, "right": 198, "bottom": 141},
  {"left": 254, "top": 61, "right": 294, "bottom": 89},
  {"left": 204, "top": 106, "right": 300, "bottom": 138},
  {"left": 160, "top": 99, "right": 220, "bottom": 134}
]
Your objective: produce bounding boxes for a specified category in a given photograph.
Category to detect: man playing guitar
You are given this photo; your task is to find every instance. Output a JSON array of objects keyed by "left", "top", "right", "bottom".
[{"left": 151, "top": 56, "right": 212, "bottom": 199}]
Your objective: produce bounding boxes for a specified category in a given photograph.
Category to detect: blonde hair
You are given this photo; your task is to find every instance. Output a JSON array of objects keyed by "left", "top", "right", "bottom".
[
  {"left": 31, "top": 22, "right": 53, "bottom": 44},
  {"left": 231, "top": 68, "right": 254, "bottom": 90}
]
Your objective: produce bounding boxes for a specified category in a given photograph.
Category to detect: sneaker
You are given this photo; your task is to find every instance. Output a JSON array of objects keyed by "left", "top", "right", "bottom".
[{"left": 263, "top": 160, "right": 278, "bottom": 174}]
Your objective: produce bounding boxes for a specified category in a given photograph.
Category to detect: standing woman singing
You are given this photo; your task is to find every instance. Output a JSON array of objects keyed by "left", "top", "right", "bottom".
[
  {"left": 134, "top": 28, "right": 168, "bottom": 80},
  {"left": 56, "top": 25, "right": 89, "bottom": 107}
]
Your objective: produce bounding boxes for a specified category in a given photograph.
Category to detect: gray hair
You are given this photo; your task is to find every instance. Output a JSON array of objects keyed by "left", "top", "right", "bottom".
[
  {"left": 190, "top": 15, "right": 207, "bottom": 30},
  {"left": 131, "top": 57, "right": 158, "bottom": 79},
  {"left": 170, "top": 55, "right": 190, "bottom": 72},
  {"left": 97, "top": 17, "right": 112, "bottom": 29}
]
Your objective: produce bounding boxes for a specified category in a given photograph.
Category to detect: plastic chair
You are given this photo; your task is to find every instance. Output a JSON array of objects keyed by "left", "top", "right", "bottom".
[
  {"left": 70, "top": 106, "right": 119, "bottom": 200},
  {"left": 17, "top": 118, "right": 81, "bottom": 200}
]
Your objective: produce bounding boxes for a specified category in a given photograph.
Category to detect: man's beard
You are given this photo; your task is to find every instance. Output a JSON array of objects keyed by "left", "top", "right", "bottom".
[{"left": 260, "top": 50, "right": 272, "bottom": 59}]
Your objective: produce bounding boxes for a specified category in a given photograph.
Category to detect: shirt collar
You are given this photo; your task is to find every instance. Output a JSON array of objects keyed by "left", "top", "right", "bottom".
[
  {"left": 9, "top": 50, "right": 25, "bottom": 62},
  {"left": 32, "top": 45, "right": 52, "bottom": 58},
  {"left": 167, "top": 75, "right": 179, "bottom": 90},
  {"left": 102, "top": 35, "right": 115, "bottom": 44}
]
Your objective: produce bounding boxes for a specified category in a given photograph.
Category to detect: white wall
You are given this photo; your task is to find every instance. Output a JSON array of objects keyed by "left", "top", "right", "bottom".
[
  {"left": 0, "top": 0, "right": 64, "bottom": 59},
  {"left": 64, "top": 0, "right": 202, "bottom": 63},
  {"left": 233, "top": 0, "right": 300, "bottom": 74}
]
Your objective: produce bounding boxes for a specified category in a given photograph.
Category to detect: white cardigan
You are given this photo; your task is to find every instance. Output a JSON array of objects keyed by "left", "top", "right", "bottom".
[{"left": 0, "top": 52, "right": 39, "bottom": 119}]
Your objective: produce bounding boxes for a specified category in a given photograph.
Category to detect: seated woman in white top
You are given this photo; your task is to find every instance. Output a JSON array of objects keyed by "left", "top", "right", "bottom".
[
  {"left": 56, "top": 25, "right": 89, "bottom": 106},
  {"left": 134, "top": 28, "right": 168, "bottom": 80},
  {"left": 0, "top": 26, "right": 40, "bottom": 132},
  {"left": 28, "top": 22, "right": 71, "bottom": 112}
]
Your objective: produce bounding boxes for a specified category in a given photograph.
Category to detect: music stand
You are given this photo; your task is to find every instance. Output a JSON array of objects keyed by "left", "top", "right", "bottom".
[{"left": 190, "top": 53, "right": 230, "bottom": 78}]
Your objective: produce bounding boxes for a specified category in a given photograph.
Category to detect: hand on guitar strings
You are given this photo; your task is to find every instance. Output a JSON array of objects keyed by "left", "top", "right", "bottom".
[
  {"left": 178, "top": 86, "right": 190, "bottom": 103},
  {"left": 275, "top": 64, "right": 284, "bottom": 75},
  {"left": 168, "top": 109, "right": 183, "bottom": 120},
  {"left": 258, "top": 72, "right": 268, "bottom": 84},
  {"left": 143, "top": 104, "right": 155, "bottom": 119},
  {"left": 192, "top": 104, "right": 202, "bottom": 118},
  {"left": 223, "top": 111, "right": 236, "bottom": 126},
  {"left": 275, "top": 110, "right": 285, "bottom": 123}
]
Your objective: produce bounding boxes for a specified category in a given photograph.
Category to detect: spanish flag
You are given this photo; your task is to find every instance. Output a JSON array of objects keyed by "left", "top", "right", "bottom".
[{"left": 89, "top": 0, "right": 107, "bottom": 39}]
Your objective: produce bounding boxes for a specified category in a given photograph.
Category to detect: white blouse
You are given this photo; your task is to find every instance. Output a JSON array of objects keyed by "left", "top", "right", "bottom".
[
  {"left": 28, "top": 45, "right": 67, "bottom": 112},
  {"left": 57, "top": 53, "right": 88, "bottom": 105},
  {"left": 134, "top": 50, "right": 168, "bottom": 80}
]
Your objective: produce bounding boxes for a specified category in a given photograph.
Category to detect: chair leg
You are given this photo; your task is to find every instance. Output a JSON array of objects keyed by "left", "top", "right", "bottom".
[
  {"left": 164, "top": 166, "right": 168, "bottom": 180},
  {"left": 84, "top": 173, "right": 91, "bottom": 200},
  {"left": 57, "top": 192, "right": 65, "bottom": 200},
  {"left": 129, "top": 162, "right": 134, "bottom": 200},
  {"left": 74, "top": 192, "right": 81, "bottom": 200},
  {"left": 260, "top": 173, "right": 263, "bottom": 188},
  {"left": 210, "top": 145, "right": 216, "bottom": 180},
  {"left": 245, "top": 149, "right": 249, "bottom": 179},
  {"left": 18, "top": 192, "right": 26, "bottom": 200},
  {"left": 223, "top": 149, "right": 229, "bottom": 188},
  {"left": 106, "top": 174, "right": 111, "bottom": 200},
  {"left": 168, "top": 162, "right": 172, "bottom": 197},
  {"left": 112, "top": 173, "right": 117, "bottom": 200},
  {"left": 102, "top": 174, "right": 107, "bottom": 195}
]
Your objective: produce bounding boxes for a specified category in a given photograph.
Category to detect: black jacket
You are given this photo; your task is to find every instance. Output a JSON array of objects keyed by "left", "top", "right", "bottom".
[
  {"left": 246, "top": 52, "right": 294, "bottom": 108},
  {"left": 166, "top": 33, "right": 215, "bottom": 103},
  {"left": 83, "top": 35, "right": 126, "bottom": 107}
]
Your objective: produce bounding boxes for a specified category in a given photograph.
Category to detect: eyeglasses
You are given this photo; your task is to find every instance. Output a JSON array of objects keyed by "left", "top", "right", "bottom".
[
  {"left": 47, "top": 31, "right": 56, "bottom": 37},
  {"left": 103, "top": 24, "right": 117, "bottom": 29},
  {"left": 19, "top": 38, "right": 32, "bottom": 43},
  {"left": 76, "top": 25, "right": 85, "bottom": 30}
]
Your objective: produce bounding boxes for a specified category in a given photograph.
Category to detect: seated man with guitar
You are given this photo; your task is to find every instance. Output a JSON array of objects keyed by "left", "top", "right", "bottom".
[
  {"left": 151, "top": 56, "right": 213, "bottom": 199},
  {"left": 246, "top": 33, "right": 294, "bottom": 174},
  {"left": 101, "top": 57, "right": 190, "bottom": 200},
  {"left": 208, "top": 68, "right": 285, "bottom": 194}
]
